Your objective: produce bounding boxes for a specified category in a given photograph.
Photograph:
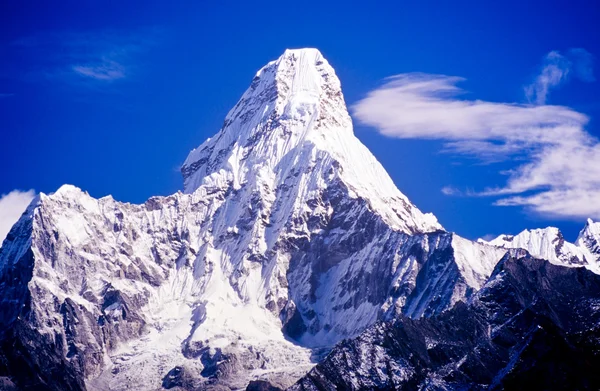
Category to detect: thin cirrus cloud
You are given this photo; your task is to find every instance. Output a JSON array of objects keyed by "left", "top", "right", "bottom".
[
  {"left": 353, "top": 49, "right": 598, "bottom": 220},
  {"left": 72, "top": 58, "right": 126, "bottom": 81},
  {"left": 11, "top": 29, "right": 160, "bottom": 84},
  {"left": 0, "top": 189, "right": 36, "bottom": 245},
  {"left": 525, "top": 48, "right": 595, "bottom": 105}
]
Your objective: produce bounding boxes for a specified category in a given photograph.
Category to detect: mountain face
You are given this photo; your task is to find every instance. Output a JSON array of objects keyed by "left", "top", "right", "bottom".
[
  {"left": 0, "top": 48, "right": 598, "bottom": 391},
  {"left": 0, "top": 49, "right": 507, "bottom": 391},
  {"left": 290, "top": 249, "right": 600, "bottom": 390}
]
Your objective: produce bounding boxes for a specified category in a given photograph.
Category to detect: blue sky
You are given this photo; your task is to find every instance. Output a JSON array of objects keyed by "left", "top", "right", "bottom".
[{"left": 1, "top": 0, "right": 599, "bottom": 241}]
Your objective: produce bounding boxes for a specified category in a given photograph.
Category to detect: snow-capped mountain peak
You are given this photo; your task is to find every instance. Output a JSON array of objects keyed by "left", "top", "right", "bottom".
[
  {"left": 181, "top": 48, "right": 441, "bottom": 234},
  {"left": 0, "top": 49, "right": 506, "bottom": 391},
  {"left": 577, "top": 218, "right": 600, "bottom": 259}
]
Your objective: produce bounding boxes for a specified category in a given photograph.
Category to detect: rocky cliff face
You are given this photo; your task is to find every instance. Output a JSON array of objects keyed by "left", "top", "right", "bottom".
[
  {"left": 0, "top": 48, "right": 595, "bottom": 391},
  {"left": 290, "top": 249, "right": 600, "bottom": 390}
]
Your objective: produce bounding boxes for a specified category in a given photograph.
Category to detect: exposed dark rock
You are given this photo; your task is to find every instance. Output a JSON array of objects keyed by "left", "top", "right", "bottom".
[
  {"left": 246, "top": 380, "right": 283, "bottom": 391},
  {"left": 162, "top": 366, "right": 195, "bottom": 389},
  {"left": 0, "top": 322, "right": 85, "bottom": 391},
  {"left": 289, "top": 250, "right": 600, "bottom": 390}
]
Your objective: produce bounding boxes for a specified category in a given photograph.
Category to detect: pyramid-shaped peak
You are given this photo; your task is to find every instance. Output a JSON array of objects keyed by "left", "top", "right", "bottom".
[
  {"left": 579, "top": 218, "right": 599, "bottom": 236},
  {"left": 182, "top": 48, "right": 352, "bottom": 194},
  {"left": 181, "top": 49, "right": 442, "bottom": 233},
  {"left": 577, "top": 218, "right": 600, "bottom": 245}
]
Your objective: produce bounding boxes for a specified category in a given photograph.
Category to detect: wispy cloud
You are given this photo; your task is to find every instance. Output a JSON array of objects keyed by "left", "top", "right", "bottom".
[
  {"left": 353, "top": 73, "right": 586, "bottom": 141},
  {"left": 441, "top": 186, "right": 461, "bottom": 196},
  {"left": 72, "top": 59, "right": 126, "bottom": 81},
  {"left": 353, "top": 50, "right": 599, "bottom": 220},
  {"left": 525, "top": 48, "right": 594, "bottom": 104},
  {"left": 11, "top": 29, "right": 160, "bottom": 85},
  {"left": 0, "top": 189, "right": 35, "bottom": 245}
]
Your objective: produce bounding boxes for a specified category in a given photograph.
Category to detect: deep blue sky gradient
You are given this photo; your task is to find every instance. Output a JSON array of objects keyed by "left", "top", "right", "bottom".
[{"left": 1, "top": 0, "right": 599, "bottom": 240}]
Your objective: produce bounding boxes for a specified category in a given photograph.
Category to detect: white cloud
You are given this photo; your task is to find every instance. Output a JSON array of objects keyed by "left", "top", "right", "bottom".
[
  {"left": 441, "top": 186, "right": 461, "bottom": 196},
  {"left": 353, "top": 73, "right": 587, "bottom": 142},
  {"left": 353, "top": 52, "right": 599, "bottom": 220},
  {"left": 0, "top": 190, "right": 35, "bottom": 245},
  {"left": 525, "top": 48, "right": 595, "bottom": 104},
  {"left": 525, "top": 51, "right": 570, "bottom": 105}
]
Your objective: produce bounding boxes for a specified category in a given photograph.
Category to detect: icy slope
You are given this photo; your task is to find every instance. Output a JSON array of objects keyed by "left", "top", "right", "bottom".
[
  {"left": 483, "top": 220, "right": 600, "bottom": 272},
  {"left": 0, "top": 48, "right": 507, "bottom": 391},
  {"left": 181, "top": 48, "right": 441, "bottom": 234}
]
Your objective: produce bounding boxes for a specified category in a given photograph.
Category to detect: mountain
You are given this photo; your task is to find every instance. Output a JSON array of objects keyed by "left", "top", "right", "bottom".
[
  {"left": 0, "top": 48, "right": 596, "bottom": 391},
  {"left": 482, "top": 220, "right": 600, "bottom": 272},
  {"left": 578, "top": 219, "right": 600, "bottom": 259},
  {"left": 290, "top": 249, "right": 600, "bottom": 390},
  {"left": 180, "top": 48, "right": 441, "bottom": 234}
]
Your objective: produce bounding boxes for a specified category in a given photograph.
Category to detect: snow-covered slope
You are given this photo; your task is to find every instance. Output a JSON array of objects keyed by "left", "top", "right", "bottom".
[
  {"left": 181, "top": 48, "right": 441, "bottom": 234},
  {"left": 483, "top": 220, "right": 600, "bottom": 272},
  {"left": 0, "top": 49, "right": 508, "bottom": 391}
]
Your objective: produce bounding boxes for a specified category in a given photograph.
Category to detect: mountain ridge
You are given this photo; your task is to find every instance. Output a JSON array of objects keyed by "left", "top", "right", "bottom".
[
  {"left": 290, "top": 248, "right": 600, "bottom": 390},
  {"left": 0, "top": 48, "right": 598, "bottom": 391},
  {"left": 481, "top": 219, "right": 600, "bottom": 272}
]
